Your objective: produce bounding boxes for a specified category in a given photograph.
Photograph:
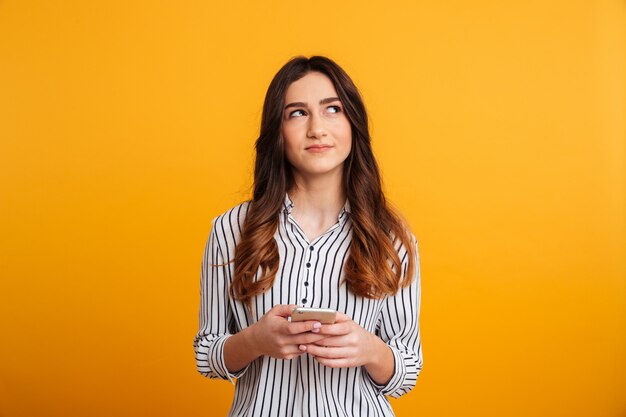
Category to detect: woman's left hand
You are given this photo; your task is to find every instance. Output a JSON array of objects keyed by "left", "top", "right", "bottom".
[{"left": 299, "top": 312, "right": 381, "bottom": 368}]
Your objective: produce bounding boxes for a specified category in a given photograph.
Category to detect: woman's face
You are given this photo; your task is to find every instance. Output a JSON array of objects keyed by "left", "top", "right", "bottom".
[{"left": 281, "top": 71, "right": 352, "bottom": 182}]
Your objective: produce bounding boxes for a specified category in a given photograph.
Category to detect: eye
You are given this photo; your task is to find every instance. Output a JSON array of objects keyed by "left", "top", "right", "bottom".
[
  {"left": 327, "top": 105, "right": 342, "bottom": 114},
  {"left": 288, "top": 109, "right": 306, "bottom": 118}
]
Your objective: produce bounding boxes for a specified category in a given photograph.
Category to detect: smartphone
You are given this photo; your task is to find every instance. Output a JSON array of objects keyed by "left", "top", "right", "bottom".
[{"left": 290, "top": 307, "right": 337, "bottom": 324}]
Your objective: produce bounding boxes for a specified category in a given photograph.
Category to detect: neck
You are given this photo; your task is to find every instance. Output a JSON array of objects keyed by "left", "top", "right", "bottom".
[{"left": 288, "top": 171, "right": 346, "bottom": 217}]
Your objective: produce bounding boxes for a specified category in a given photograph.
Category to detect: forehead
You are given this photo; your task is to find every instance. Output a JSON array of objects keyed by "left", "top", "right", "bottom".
[{"left": 284, "top": 72, "right": 338, "bottom": 102}]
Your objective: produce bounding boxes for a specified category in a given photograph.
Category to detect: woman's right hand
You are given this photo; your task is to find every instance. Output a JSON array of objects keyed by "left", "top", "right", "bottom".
[{"left": 248, "top": 304, "right": 328, "bottom": 360}]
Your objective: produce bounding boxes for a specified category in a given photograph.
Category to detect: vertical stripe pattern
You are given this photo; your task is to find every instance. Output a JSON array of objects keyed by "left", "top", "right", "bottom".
[{"left": 193, "top": 194, "right": 422, "bottom": 417}]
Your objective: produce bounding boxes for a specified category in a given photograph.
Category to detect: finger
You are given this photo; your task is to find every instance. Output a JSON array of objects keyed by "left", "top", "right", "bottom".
[
  {"left": 289, "top": 333, "right": 330, "bottom": 345},
  {"left": 272, "top": 304, "right": 299, "bottom": 318},
  {"left": 310, "top": 335, "right": 346, "bottom": 347},
  {"left": 317, "top": 321, "right": 351, "bottom": 336},
  {"left": 313, "top": 357, "right": 352, "bottom": 368},
  {"left": 334, "top": 312, "right": 351, "bottom": 322},
  {"left": 277, "top": 345, "right": 306, "bottom": 360},
  {"left": 304, "top": 344, "right": 350, "bottom": 359},
  {"left": 284, "top": 351, "right": 306, "bottom": 360},
  {"left": 285, "top": 320, "right": 322, "bottom": 335}
]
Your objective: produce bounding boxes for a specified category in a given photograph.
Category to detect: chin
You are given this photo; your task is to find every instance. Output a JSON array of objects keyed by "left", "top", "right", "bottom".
[{"left": 301, "top": 165, "right": 344, "bottom": 177}]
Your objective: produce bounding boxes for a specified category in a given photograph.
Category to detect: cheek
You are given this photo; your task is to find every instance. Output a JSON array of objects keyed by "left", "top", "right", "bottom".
[
  {"left": 337, "top": 122, "right": 352, "bottom": 148},
  {"left": 282, "top": 129, "right": 296, "bottom": 150},
  {"left": 281, "top": 126, "right": 299, "bottom": 163},
  {"left": 282, "top": 123, "right": 300, "bottom": 143}
]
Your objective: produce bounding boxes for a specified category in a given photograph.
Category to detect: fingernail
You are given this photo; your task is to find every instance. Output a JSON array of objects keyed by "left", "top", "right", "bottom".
[
  {"left": 299, "top": 345, "right": 306, "bottom": 351},
  {"left": 311, "top": 328, "right": 320, "bottom": 333},
  {"left": 313, "top": 322, "right": 322, "bottom": 329}
]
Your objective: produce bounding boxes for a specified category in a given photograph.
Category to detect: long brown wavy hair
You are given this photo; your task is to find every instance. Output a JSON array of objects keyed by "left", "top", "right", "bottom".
[{"left": 231, "top": 55, "right": 416, "bottom": 309}]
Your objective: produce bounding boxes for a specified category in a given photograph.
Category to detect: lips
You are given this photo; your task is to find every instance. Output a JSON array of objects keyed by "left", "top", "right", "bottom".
[{"left": 305, "top": 145, "right": 334, "bottom": 151}]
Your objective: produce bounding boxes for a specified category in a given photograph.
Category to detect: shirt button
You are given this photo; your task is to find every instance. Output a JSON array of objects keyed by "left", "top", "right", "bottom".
[
  {"left": 306, "top": 262, "right": 311, "bottom": 268},
  {"left": 301, "top": 298, "right": 307, "bottom": 304},
  {"left": 304, "top": 282, "right": 309, "bottom": 287},
  {"left": 309, "top": 246, "right": 314, "bottom": 251}
]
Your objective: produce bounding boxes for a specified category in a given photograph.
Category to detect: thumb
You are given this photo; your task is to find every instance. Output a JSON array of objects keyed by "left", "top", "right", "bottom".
[
  {"left": 272, "top": 304, "right": 298, "bottom": 318},
  {"left": 334, "top": 312, "right": 351, "bottom": 322}
]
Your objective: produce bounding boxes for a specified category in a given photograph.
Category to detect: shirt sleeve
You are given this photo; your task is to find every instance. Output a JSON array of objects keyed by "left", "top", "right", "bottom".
[
  {"left": 193, "top": 216, "right": 250, "bottom": 385},
  {"left": 365, "top": 238, "right": 423, "bottom": 398}
]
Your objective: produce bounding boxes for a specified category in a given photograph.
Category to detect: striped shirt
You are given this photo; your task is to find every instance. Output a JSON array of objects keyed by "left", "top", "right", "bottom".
[{"left": 193, "top": 193, "right": 422, "bottom": 417}]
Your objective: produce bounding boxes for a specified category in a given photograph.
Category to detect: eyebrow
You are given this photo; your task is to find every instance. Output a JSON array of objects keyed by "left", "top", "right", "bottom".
[{"left": 284, "top": 97, "right": 341, "bottom": 110}]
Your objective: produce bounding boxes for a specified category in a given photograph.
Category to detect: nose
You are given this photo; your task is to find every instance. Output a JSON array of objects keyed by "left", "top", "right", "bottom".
[{"left": 306, "top": 112, "right": 327, "bottom": 139}]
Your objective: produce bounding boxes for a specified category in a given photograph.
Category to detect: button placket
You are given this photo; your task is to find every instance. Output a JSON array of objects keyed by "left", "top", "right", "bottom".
[
  {"left": 301, "top": 245, "right": 315, "bottom": 305},
  {"left": 283, "top": 196, "right": 346, "bottom": 307}
]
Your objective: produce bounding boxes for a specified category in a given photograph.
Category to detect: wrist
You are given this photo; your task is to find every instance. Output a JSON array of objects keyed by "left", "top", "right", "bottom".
[
  {"left": 242, "top": 324, "right": 262, "bottom": 358},
  {"left": 366, "top": 333, "right": 386, "bottom": 367},
  {"left": 223, "top": 325, "right": 262, "bottom": 374},
  {"left": 364, "top": 335, "right": 394, "bottom": 386}
]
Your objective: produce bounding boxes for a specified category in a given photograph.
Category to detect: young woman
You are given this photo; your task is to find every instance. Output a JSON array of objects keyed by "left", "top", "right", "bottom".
[{"left": 194, "top": 56, "right": 422, "bottom": 417}]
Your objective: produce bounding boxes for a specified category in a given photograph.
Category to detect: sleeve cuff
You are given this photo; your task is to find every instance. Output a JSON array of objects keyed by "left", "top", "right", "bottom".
[
  {"left": 196, "top": 334, "right": 251, "bottom": 385},
  {"left": 364, "top": 345, "right": 407, "bottom": 397}
]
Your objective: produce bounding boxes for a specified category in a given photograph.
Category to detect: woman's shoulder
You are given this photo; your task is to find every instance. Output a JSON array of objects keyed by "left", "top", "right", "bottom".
[
  {"left": 208, "top": 200, "right": 251, "bottom": 241},
  {"left": 390, "top": 227, "right": 419, "bottom": 262}
]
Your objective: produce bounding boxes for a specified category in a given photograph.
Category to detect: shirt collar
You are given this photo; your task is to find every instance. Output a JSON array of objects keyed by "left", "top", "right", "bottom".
[
  {"left": 283, "top": 193, "right": 351, "bottom": 219},
  {"left": 340, "top": 199, "right": 351, "bottom": 217},
  {"left": 284, "top": 193, "right": 295, "bottom": 215}
]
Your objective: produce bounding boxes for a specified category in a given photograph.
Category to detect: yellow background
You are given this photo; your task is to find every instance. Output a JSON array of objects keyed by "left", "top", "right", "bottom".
[{"left": 1, "top": 1, "right": 624, "bottom": 416}]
